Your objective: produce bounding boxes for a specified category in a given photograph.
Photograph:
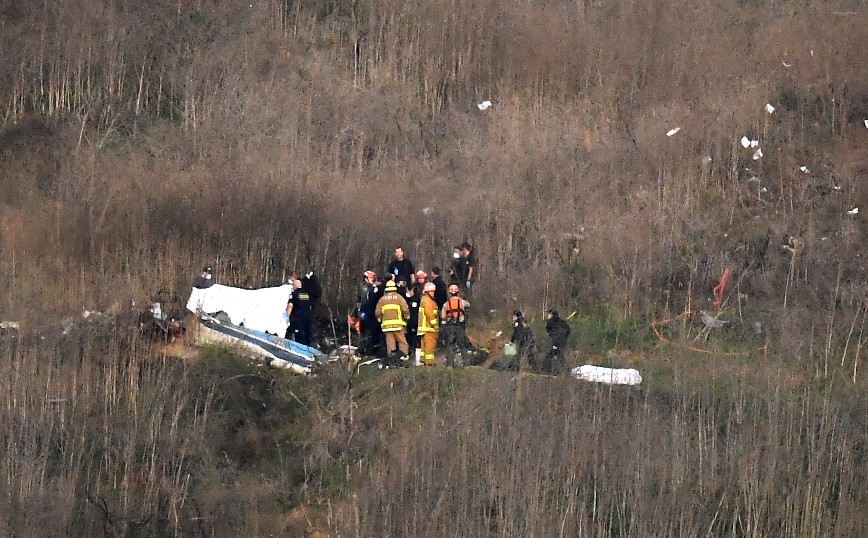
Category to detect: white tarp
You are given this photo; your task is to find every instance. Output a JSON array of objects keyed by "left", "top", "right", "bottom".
[
  {"left": 571, "top": 365, "right": 642, "bottom": 385},
  {"left": 186, "top": 284, "right": 293, "bottom": 336}
]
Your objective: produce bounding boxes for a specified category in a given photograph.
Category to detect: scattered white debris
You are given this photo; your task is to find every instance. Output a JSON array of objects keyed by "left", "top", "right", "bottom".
[
  {"left": 765, "top": 103, "right": 775, "bottom": 114},
  {"left": 329, "top": 345, "right": 359, "bottom": 362},
  {"left": 477, "top": 100, "right": 492, "bottom": 111},
  {"left": 571, "top": 365, "right": 642, "bottom": 385},
  {"left": 821, "top": 236, "right": 829, "bottom": 241},
  {"left": 0, "top": 321, "right": 20, "bottom": 330},
  {"left": 782, "top": 61, "right": 792, "bottom": 68},
  {"left": 495, "top": 330, "right": 503, "bottom": 337},
  {"left": 741, "top": 136, "right": 750, "bottom": 148},
  {"left": 810, "top": 49, "right": 814, "bottom": 57},
  {"left": 864, "top": 119, "right": 868, "bottom": 128},
  {"left": 833, "top": 185, "right": 842, "bottom": 191},
  {"left": 666, "top": 127, "right": 680, "bottom": 137},
  {"left": 700, "top": 310, "right": 729, "bottom": 329},
  {"left": 751, "top": 140, "right": 759, "bottom": 148},
  {"left": 747, "top": 176, "right": 760, "bottom": 183},
  {"left": 760, "top": 187, "right": 768, "bottom": 193},
  {"left": 422, "top": 206, "right": 433, "bottom": 215},
  {"left": 799, "top": 166, "right": 809, "bottom": 173},
  {"left": 701, "top": 155, "right": 712, "bottom": 166},
  {"left": 847, "top": 207, "right": 859, "bottom": 215},
  {"left": 752, "top": 148, "right": 763, "bottom": 160}
]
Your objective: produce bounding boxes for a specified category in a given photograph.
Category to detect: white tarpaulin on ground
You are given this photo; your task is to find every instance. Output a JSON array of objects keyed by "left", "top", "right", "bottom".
[
  {"left": 186, "top": 284, "right": 293, "bottom": 336},
  {"left": 571, "top": 365, "right": 642, "bottom": 385}
]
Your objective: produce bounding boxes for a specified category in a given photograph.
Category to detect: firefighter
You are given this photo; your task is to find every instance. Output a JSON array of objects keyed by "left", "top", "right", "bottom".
[
  {"left": 417, "top": 282, "right": 440, "bottom": 366},
  {"left": 375, "top": 280, "right": 411, "bottom": 366},
  {"left": 440, "top": 283, "right": 471, "bottom": 367},
  {"left": 404, "top": 276, "right": 423, "bottom": 361},
  {"left": 357, "top": 271, "right": 381, "bottom": 355}
]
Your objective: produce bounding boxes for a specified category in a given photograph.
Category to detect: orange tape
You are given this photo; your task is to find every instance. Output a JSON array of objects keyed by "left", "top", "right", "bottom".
[
  {"left": 713, "top": 267, "right": 731, "bottom": 309},
  {"left": 652, "top": 308, "right": 768, "bottom": 357}
]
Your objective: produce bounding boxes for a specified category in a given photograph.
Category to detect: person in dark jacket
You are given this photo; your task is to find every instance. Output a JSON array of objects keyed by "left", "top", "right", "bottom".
[
  {"left": 459, "top": 242, "right": 477, "bottom": 292},
  {"left": 286, "top": 278, "right": 314, "bottom": 347},
  {"left": 387, "top": 247, "right": 415, "bottom": 288},
  {"left": 543, "top": 308, "right": 571, "bottom": 374},
  {"left": 449, "top": 246, "right": 466, "bottom": 285},
  {"left": 404, "top": 279, "right": 423, "bottom": 360},
  {"left": 430, "top": 266, "right": 448, "bottom": 310},
  {"left": 192, "top": 266, "right": 214, "bottom": 289},
  {"left": 510, "top": 310, "right": 535, "bottom": 372}
]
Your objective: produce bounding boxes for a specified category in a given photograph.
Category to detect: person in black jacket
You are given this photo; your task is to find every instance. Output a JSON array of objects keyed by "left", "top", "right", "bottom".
[
  {"left": 543, "top": 308, "right": 571, "bottom": 374},
  {"left": 510, "top": 310, "right": 535, "bottom": 372},
  {"left": 387, "top": 247, "right": 415, "bottom": 288},
  {"left": 192, "top": 266, "right": 214, "bottom": 289},
  {"left": 286, "top": 278, "right": 314, "bottom": 347},
  {"left": 430, "top": 267, "right": 448, "bottom": 310}
]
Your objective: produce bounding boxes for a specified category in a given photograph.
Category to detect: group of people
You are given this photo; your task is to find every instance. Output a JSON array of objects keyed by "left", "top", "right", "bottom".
[
  {"left": 356, "top": 246, "right": 476, "bottom": 367},
  {"left": 193, "top": 241, "right": 574, "bottom": 374},
  {"left": 508, "top": 308, "right": 571, "bottom": 375}
]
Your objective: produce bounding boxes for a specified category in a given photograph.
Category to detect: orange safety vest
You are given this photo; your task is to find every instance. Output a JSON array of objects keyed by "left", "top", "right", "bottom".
[{"left": 445, "top": 296, "right": 465, "bottom": 321}]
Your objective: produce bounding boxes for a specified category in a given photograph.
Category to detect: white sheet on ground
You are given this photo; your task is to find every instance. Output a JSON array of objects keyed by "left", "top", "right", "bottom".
[
  {"left": 571, "top": 365, "right": 642, "bottom": 385},
  {"left": 186, "top": 284, "right": 293, "bottom": 336}
]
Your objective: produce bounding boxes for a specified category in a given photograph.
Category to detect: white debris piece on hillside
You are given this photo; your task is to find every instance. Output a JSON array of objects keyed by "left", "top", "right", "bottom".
[
  {"left": 741, "top": 136, "right": 759, "bottom": 149},
  {"left": 782, "top": 61, "right": 792, "bottom": 68},
  {"left": 847, "top": 207, "right": 859, "bottom": 215},
  {"left": 765, "top": 103, "right": 775, "bottom": 114},
  {"left": 800, "top": 166, "right": 809, "bottom": 173},
  {"left": 700, "top": 310, "right": 729, "bottom": 329},
  {"left": 477, "top": 100, "right": 492, "bottom": 110},
  {"left": 864, "top": 119, "right": 868, "bottom": 128},
  {"left": 701, "top": 155, "right": 712, "bottom": 166},
  {"left": 752, "top": 148, "right": 763, "bottom": 160},
  {"left": 666, "top": 127, "right": 680, "bottom": 137},
  {"left": 571, "top": 365, "right": 642, "bottom": 385},
  {"left": 0, "top": 321, "right": 20, "bottom": 330},
  {"left": 422, "top": 206, "right": 433, "bottom": 215}
]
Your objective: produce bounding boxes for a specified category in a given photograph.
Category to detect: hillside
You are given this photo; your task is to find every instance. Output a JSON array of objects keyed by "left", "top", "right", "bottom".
[{"left": 1, "top": 0, "right": 867, "bottom": 535}]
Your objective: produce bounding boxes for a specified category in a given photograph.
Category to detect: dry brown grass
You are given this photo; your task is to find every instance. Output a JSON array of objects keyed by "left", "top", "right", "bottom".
[{"left": 0, "top": 0, "right": 867, "bottom": 534}]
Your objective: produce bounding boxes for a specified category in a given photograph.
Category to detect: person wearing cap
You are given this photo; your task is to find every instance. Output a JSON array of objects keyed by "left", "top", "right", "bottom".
[
  {"left": 417, "top": 282, "right": 440, "bottom": 366},
  {"left": 358, "top": 272, "right": 384, "bottom": 356},
  {"left": 286, "top": 278, "right": 315, "bottom": 347},
  {"left": 357, "top": 271, "right": 377, "bottom": 314},
  {"left": 543, "top": 308, "right": 571, "bottom": 374},
  {"left": 509, "top": 310, "right": 534, "bottom": 372},
  {"left": 192, "top": 266, "right": 214, "bottom": 289},
  {"left": 375, "top": 280, "right": 411, "bottom": 365}
]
